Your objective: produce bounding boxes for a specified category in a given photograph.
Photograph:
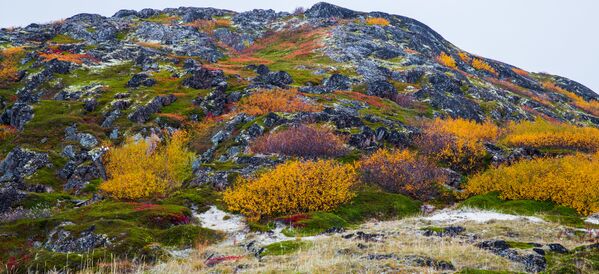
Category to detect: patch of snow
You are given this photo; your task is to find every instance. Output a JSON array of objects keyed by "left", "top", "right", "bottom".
[
  {"left": 585, "top": 214, "right": 599, "bottom": 225},
  {"left": 196, "top": 206, "right": 246, "bottom": 233},
  {"left": 423, "top": 208, "right": 544, "bottom": 224}
]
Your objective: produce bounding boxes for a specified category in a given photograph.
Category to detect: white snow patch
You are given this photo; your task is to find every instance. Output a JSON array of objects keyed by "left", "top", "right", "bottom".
[
  {"left": 585, "top": 214, "right": 599, "bottom": 225},
  {"left": 423, "top": 208, "right": 544, "bottom": 224},
  {"left": 196, "top": 206, "right": 246, "bottom": 233}
]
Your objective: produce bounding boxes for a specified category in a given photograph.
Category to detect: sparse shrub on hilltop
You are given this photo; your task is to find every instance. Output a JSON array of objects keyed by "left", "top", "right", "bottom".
[
  {"left": 365, "top": 17, "right": 390, "bottom": 26},
  {"left": 359, "top": 149, "right": 446, "bottom": 201},
  {"left": 437, "top": 52, "right": 457, "bottom": 69},
  {"left": 502, "top": 118, "right": 599, "bottom": 152},
  {"left": 542, "top": 81, "right": 599, "bottom": 116},
  {"left": 223, "top": 160, "right": 357, "bottom": 221},
  {"left": 100, "top": 131, "right": 195, "bottom": 200},
  {"left": 471, "top": 58, "right": 498, "bottom": 76},
  {"left": 465, "top": 152, "right": 599, "bottom": 215},
  {"left": 250, "top": 124, "right": 348, "bottom": 158},
  {"left": 236, "top": 89, "right": 323, "bottom": 116},
  {"left": 416, "top": 118, "right": 499, "bottom": 172}
]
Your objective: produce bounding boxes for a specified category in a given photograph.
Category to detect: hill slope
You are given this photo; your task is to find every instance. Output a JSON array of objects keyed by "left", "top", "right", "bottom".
[{"left": 0, "top": 2, "right": 598, "bottom": 273}]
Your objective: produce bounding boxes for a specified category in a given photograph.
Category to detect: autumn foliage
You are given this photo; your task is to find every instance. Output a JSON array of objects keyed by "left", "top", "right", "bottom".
[
  {"left": 250, "top": 124, "right": 348, "bottom": 158},
  {"left": 365, "top": 17, "right": 390, "bottom": 26},
  {"left": 471, "top": 58, "right": 498, "bottom": 76},
  {"left": 186, "top": 18, "right": 232, "bottom": 33},
  {"left": 542, "top": 81, "right": 599, "bottom": 116},
  {"left": 0, "top": 47, "right": 25, "bottom": 88},
  {"left": 223, "top": 160, "right": 357, "bottom": 220},
  {"left": 502, "top": 118, "right": 599, "bottom": 152},
  {"left": 417, "top": 118, "right": 499, "bottom": 172},
  {"left": 437, "top": 52, "right": 457, "bottom": 69},
  {"left": 465, "top": 152, "right": 599, "bottom": 215},
  {"left": 100, "top": 131, "right": 195, "bottom": 200},
  {"left": 236, "top": 89, "right": 322, "bottom": 116},
  {"left": 39, "top": 46, "right": 96, "bottom": 64},
  {"left": 359, "top": 149, "right": 446, "bottom": 200}
]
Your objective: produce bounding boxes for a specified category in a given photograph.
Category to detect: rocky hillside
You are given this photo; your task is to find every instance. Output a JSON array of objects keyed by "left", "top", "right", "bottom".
[{"left": 0, "top": 2, "right": 598, "bottom": 273}]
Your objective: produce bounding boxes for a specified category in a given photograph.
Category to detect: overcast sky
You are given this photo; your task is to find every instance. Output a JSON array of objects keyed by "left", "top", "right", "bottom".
[{"left": 1, "top": 0, "right": 597, "bottom": 93}]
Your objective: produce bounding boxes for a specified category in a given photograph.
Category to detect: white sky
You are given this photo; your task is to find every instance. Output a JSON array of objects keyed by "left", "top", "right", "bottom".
[{"left": 1, "top": 0, "right": 597, "bottom": 93}]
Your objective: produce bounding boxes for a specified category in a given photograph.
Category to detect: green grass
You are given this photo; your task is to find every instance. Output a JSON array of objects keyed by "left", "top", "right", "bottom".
[
  {"left": 458, "top": 270, "right": 521, "bottom": 274},
  {"left": 545, "top": 245, "right": 599, "bottom": 273},
  {"left": 261, "top": 240, "right": 312, "bottom": 256},
  {"left": 50, "top": 34, "right": 83, "bottom": 44},
  {"left": 505, "top": 241, "right": 536, "bottom": 249},
  {"left": 283, "top": 188, "right": 421, "bottom": 236},
  {"left": 461, "top": 192, "right": 585, "bottom": 227},
  {"left": 160, "top": 187, "right": 222, "bottom": 212}
]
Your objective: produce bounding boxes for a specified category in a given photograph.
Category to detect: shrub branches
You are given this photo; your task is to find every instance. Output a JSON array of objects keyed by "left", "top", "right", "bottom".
[
  {"left": 236, "top": 89, "right": 322, "bottom": 116},
  {"left": 502, "top": 118, "right": 599, "bottom": 152}
]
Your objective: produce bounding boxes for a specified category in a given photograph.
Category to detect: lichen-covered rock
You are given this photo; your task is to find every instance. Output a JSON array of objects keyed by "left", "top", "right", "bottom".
[
  {"left": 44, "top": 223, "right": 109, "bottom": 253},
  {"left": 128, "top": 94, "right": 177, "bottom": 123},
  {"left": 0, "top": 147, "right": 50, "bottom": 183}
]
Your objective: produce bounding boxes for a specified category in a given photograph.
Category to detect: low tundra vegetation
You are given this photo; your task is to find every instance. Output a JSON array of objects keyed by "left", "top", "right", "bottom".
[
  {"left": 250, "top": 124, "right": 348, "bottom": 158},
  {"left": 417, "top": 118, "right": 499, "bottom": 172},
  {"left": 359, "top": 148, "right": 446, "bottom": 201},
  {"left": 235, "top": 89, "right": 323, "bottom": 115},
  {"left": 502, "top": 118, "right": 599, "bottom": 152},
  {"left": 100, "top": 131, "right": 195, "bottom": 200},
  {"left": 223, "top": 159, "right": 358, "bottom": 221},
  {"left": 464, "top": 152, "right": 599, "bottom": 215},
  {"left": 0, "top": 46, "right": 25, "bottom": 88}
]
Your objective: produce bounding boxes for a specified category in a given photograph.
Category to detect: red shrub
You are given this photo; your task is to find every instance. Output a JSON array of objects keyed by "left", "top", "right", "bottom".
[
  {"left": 359, "top": 149, "right": 446, "bottom": 200},
  {"left": 250, "top": 124, "right": 348, "bottom": 158}
]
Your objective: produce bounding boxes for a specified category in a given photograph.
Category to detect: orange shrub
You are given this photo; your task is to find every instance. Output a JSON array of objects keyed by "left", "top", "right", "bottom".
[
  {"left": 189, "top": 119, "right": 219, "bottom": 154},
  {"left": 511, "top": 67, "right": 529, "bottom": 77},
  {"left": 416, "top": 118, "right": 499, "bottom": 172},
  {"left": 437, "top": 52, "right": 457, "bottom": 69},
  {"left": 359, "top": 149, "right": 446, "bottom": 200},
  {"left": 223, "top": 160, "right": 357, "bottom": 220},
  {"left": 366, "top": 17, "right": 390, "bottom": 26},
  {"left": 100, "top": 131, "right": 195, "bottom": 199},
  {"left": 186, "top": 18, "right": 231, "bottom": 33},
  {"left": 38, "top": 51, "right": 94, "bottom": 64},
  {"left": 0, "top": 47, "right": 25, "bottom": 87},
  {"left": 236, "top": 89, "right": 322, "bottom": 116},
  {"left": 0, "top": 125, "right": 17, "bottom": 141},
  {"left": 542, "top": 81, "right": 599, "bottom": 116},
  {"left": 136, "top": 41, "right": 163, "bottom": 49},
  {"left": 472, "top": 58, "right": 497, "bottom": 75},
  {"left": 502, "top": 118, "right": 599, "bottom": 152},
  {"left": 458, "top": 52, "right": 471, "bottom": 63},
  {"left": 250, "top": 124, "right": 348, "bottom": 158},
  {"left": 465, "top": 153, "right": 599, "bottom": 215}
]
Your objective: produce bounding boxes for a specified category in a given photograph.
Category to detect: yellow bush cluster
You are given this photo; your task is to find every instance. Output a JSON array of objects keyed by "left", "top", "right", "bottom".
[
  {"left": 236, "top": 89, "right": 322, "bottom": 116},
  {"left": 458, "top": 52, "right": 471, "bottom": 63},
  {"left": 418, "top": 118, "right": 499, "bottom": 172},
  {"left": 223, "top": 160, "right": 357, "bottom": 220},
  {"left": 502, "top": 118, "right": 599, "bottom": 152},
  {"left": 437, "top": 52, "right": 457, "bottom": 69},
  {"left": 100, "top": 131, "right": 195, "bottom": 200},
  {"left": 0, "top": 47, "right": 25, "bottom": 88},
  {"left": 365, "top": 17, "right": 390, "bottom": 26},
  {"left": 471, "top": 58, "right": 498, "bottom": 75},
  {"left": 465, "top": 152, "right": 599, "bottom": 215}
]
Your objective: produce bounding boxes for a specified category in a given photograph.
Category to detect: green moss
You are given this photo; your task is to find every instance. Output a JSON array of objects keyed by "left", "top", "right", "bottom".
[
  {"left": 17, "top": 192, "right": 74, "bottom": 209},
  {"left": 50, "top": 34, "right": 83, "bottom": 44},
  {"left": 283, "top": 188, "right": 420, "bottom": 236},
  {"left": 248, "top": 221, "right": 275, "bottom": 232},
  {"left": 161, "top": 187, "right": 222, "bottom": 212},
  {"left": 506, "top": 241, "right": 535, "bottom": 249},
  {"left": 461, "top": 192, "right": 585, "bottom": 227},
  {"left": 458, "top": 269, "right": 521, "bottom": 274},
  {"left": 262, "top": 240, "right": 312, "bottom": 256},
  {"left": 158, "top": 225, "right": 222, "bottom": 247}
]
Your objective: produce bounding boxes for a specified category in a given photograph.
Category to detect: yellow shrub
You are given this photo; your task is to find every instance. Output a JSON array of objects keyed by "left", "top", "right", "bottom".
[
  {"left": 223, "top": 160, "right": 357, "bottom": 220},
  {"left": 417, "top": 118, "right": 500, "bottom": 172},
  {"left": 458, "top": 52, "right": 471, "bottom": 63},
  {"left": 100, "top": 131, "right": 195, "bottom": 200},
  {"left": 472, "top": 58, "right": 498, "bottom": 75},
  {"left": 502, "top": 118, "right": 599, "bottom": 152},
  {"left": 236, "top": 89, "right": 322, "bottom": 116},
  {"left": 366, "top": 17, "right": 390, "bottom": 26},
  {"left": 437, "top": 52, "right": 457, "bottom": 69},
  {"left": 465, "top": 153, "right": 599, "bottom": 215},
  {"left": 0, "top": 47, "right": 25, "bottom": 88}
]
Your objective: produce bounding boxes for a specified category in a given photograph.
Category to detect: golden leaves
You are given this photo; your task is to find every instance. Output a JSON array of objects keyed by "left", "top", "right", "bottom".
[{"left": 223, "top": 160, "right": 357, "bottom": 221}]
